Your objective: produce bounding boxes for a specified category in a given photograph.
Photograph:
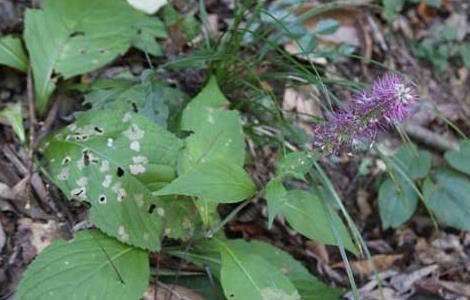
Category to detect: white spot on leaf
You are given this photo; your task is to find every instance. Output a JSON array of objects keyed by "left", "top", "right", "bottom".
[
  {"left": 156, "top": 207, "right": 165, "bottom": 216},
  {"left": 57, "top": 168, "right": 69, "bottom": 181},
  {"left": 117, "top": 225, "right": 129, "bottom": 242},
  {"left": 107, "top": 138, "right": 114, "bottom": 147},
  {"left": 76, "top": 177, "right": 88, "bottom": 187},
  {"left": 130, "top": 164, "right": 145, "bottom": 175},
  {"left": 100, "top": 160, "right": 110, "bottom": 173},
  {"left": 122, "top": 113, "right": 132, "bottom": 123},
  {"left": 134, "top": 194, "right": 144, "bottom": 207},
  {"left": 132, "top": 156, "right": 148, "bottom": 164},
  {"left": 102, "top": 175, "right": 112, "bottom": 188},
  {"left": 123, "top": 124, "right": 145, "bottom": 141},
  {"left": 130, "top": 141, "right": 140, "bottom": 152}
]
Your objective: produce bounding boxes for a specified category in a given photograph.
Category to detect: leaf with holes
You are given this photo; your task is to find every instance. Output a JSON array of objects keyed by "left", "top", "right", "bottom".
[
  {"left": 444, "top": 139, "right": 470, "bottom": 175},
  {"left": 16, "top": 229, "right": 149, "bottom": 300},
  {"left": 217, "top": 239, "right": 301, "bottom": 300},
  {"left": 378, "top": 178, "right": 418, "bottom": 229},
  {"left": 423, "top": 169, "right": 470, "bottom": 231},
  {"left": 155, "top": 160, "right": 256, "bottom": 203},
  {"left": 40, "top": 108, "right": 182, "bottom": 250},
  {"left": 0, "top": 35, "right": 28, "bottom": 72},
  {"left": 24, "top": 0, "right": 166, "bottom": 113}
]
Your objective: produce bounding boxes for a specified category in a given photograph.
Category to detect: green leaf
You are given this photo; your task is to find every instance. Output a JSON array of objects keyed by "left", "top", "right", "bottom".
[
  {"left": 282, "top": 190, "right": 356, "bottom": 253},
  {"left": 265, "top": 179, "right": 288, "bottom": 228},
  {"left": 24, "top": 0, "right": 166, "bottom": 113},
  {"left": 217, "top": 239, "right": 301, "bottom": 300},
  {"left": 16, "top": 229, "right": 149, "bottom": 300},
  {"left": 155, "top": 160, "right": 256, "bottom": 203},
  {"left": 0, "top": 35, "right": 28, "bottom": 72},
  {"left": 423, "top": 169, "right": 470, "bottom": 231},
  {"left": 40, "top": 108, "right": 182, "bottom": 250},
  {"left": 313, "top": 19, "right": 340, "bottom": 35},
  {"left": 177, "top": 76, "right": 246, "bottom": 224},
  {"left": 378, "top": 178, "right": 418, "bottom": 229},
  {"left": 383, "top": 0, "right": 405, "bottom": 22},
  {"left": 444, "top": 139, "right": 470, "bottom": 175},
  {"left": 460, "top": 43, "right": 470, "bottom": 68},
  {"left": 277, "top": 151, "right": 319, "bottom": 180},
  {"left": 0, "top": 102, "right": 25, "bottom": 143},
  {"left": 172, "top": 239, "right": 343, "bottom": 300},
  {"left": 392, "top": 144, "right": 432, "bottom": 180}
]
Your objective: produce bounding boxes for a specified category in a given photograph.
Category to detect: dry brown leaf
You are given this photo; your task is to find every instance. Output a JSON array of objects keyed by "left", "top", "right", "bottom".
[
  {"left": 438, "top": 280, "right": 470, "bottom": 297},
  {"left": 305, "top": 240, "right": 330, "bottom": 264},
  {"left": 417, "top": 0, "right": 437, "bottom": 23},
  {"left": 390, "top": 264, "right": 439, "bottom": 294},
  {"left": 143, "top": 283, "right": 206, "bottom": 300},
  {"left": 283, "top": 5, "right": 371, "bottom": 64},
  {"left": 332, "top": 254, "right": 403, "bottom": 276}
]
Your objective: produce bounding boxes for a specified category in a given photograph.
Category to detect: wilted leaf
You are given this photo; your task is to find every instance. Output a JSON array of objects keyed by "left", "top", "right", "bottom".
[
  {"left": 41, "top": 108, "right": 182, "bottom": 250},
  {"left": 0, "top": 35, "right": 28, "bottom": 72},
  {"left": 24, "top": 0, "right": 166, "bottom": 113},
  {"left": 16, "top": 230, "right": 149, "bottom": 300}
]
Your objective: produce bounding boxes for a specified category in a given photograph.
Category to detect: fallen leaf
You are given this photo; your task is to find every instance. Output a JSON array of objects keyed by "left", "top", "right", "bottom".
[
  {"left": 143, "top": 283, "right": 206, "bottom": 300},
  {"left": 390, "top": 264, "right": 439, "bottom": 294},
  {"left": 332, "top": 254, "right": 403, "bottom": 276},
  {"left": 417, "top": 0, "right": 437, "bottom": 23},
  {"left": 305, "top": 240, "right": 330, "bottom": 264},
  {"left": 284, "top": 6, "right": 371, "bottom": 63},
  {"left": 438, "top": 280, "right": 470, "bottom": 297}
]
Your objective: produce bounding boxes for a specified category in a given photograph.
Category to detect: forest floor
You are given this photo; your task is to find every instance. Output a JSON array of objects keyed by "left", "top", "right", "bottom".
[{"left": 1, "top": 1, "right": 470, "bottom": 299}]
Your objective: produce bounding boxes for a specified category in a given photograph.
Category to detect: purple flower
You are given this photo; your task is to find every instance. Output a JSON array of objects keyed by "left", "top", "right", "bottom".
[{"left": 313, "top": 74, "right": 417, "bottom": 154}]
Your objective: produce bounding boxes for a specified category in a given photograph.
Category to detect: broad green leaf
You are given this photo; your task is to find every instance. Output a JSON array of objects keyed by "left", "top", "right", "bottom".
[
  {"left": 444, "top": 139, "right": 470, "bottom": 175},
  {"left": 423, "top": 169, "right": 470, "bottom": 231},
  {"left": 277, "top": 151, "right": 319, "bottom": 180},
  {"left": 0, "top": 35, "right": 28, "bottom": 72},
  {"left": 155, "top": 160, "right": 256, "bottom": 203},
  {"left": 282, "top": 190, "right": 356, "bottom": 253},
  {"left": 171, "top": 239, "right": 343, "bottom": 300},
  {"left": 177, "top": 77, "right": 246, "bottom": 224},
  {"left": 24, "top": 0, "right": 166, "bottom": 113},
  {"left": 378, "top": 178, "right": 418, "bottom": 229},
  {"left": 40, "top": 108, "right": 183, "bottom": 250},
  {"left": 16, "top": 229, "right": 149, "bottom": 300},
  {"left": 217, "top": 239, "right": 301, "bottom": 300},
  {"left": 0, "top": 102, "right": 25, "bottom": 143},
  {"left": 313, "top": 19, "right": 340, "bottom": 35},
  {"left": 392, "top": 144, "right": 432, "bottom": 180},
  {"left": 265, "top": 179, "right": 288, "bottom": 228}
]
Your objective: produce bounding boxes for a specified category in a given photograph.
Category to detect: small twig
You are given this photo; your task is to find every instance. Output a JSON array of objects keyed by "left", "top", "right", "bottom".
[
  {"left": 405, "top": 123, "right": 459, "bottom": 152},
  {"left": 26, "top": 69, "right": 36, "bottom": 209}
]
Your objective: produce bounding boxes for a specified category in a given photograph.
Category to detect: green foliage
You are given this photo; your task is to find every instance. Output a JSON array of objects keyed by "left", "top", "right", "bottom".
[
  {"left": 173, "top": 239, "right": 343, "bottom": 300},
  {"left": 0, "top": 102, "right": 25, "bottom": 143},
  {"left": 382, "top": 0, "right": 405, "bottom": 22},
  {"left": 444, "top": 139, "right": 470, "bottom": 175},
  {"left": 24, "top": 0, "right": 166, "bottom": 113},
  {"left": 378, "top": 178, "right": 418, "bottom": 229},
  {"left": 0, "top": 35, "right": 28, "bottom": 72},
  {"left": 40, "top": 107, "right": 183, "bottom": 250},
  {"left": 155, "top": 160, "right": 256, "bottom": 203},
  {"left": 277, "top": 151, "right": 320, "bottom": 181},
  {"left": 16, "top": 230, "right": 149, "bottom": 300},
  {"left": 423, "top": 169, "right": 470, "bottom": 231}
]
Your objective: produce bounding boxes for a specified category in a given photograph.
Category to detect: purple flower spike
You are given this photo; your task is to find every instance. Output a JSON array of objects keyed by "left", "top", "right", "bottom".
[{"left": 313, "top": 73, "right": 417, "bottom": 154}]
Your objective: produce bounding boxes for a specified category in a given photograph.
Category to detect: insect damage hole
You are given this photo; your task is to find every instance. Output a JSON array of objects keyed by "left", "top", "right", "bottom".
[
  {"left": 98, "top": 194, "right": 107, "bottom": 204},
  {"left": 148, "top": 204, "right": 156, "bottom": 214},
  {"left": 116, "top": 167, "right": 125, "bottom": 177}
]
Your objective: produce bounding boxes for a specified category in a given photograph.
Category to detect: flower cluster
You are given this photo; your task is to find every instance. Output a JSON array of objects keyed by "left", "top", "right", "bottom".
[{"left": 313, "top": 74, "right": 417, "bottom": 154}]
